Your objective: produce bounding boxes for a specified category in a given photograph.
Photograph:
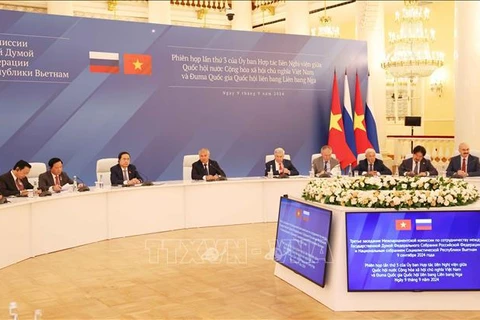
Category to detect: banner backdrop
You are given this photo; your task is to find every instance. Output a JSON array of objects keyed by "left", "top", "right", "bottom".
[{"left": 0, "top": 10, "right": 368, "bottom": 183}]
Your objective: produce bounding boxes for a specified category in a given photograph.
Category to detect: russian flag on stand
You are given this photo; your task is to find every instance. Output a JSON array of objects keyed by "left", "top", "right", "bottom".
[
  {"left": 342, "top": 71, "right": 357, "bottom": 164},
  {"left": 365, "top": 73, "right": 380, "bottom": 152},
  {"left": 89, "top": 51, "right": 119, "bottom": 73}
]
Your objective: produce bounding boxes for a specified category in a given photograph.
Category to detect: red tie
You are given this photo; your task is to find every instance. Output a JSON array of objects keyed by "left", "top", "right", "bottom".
[
  {"left": 462, "top": 158, "right": 467, "bottom": 172},
  {"left": 55, "top": 175, "right": 60, "bottom": 186},
  {"left": 15, "top": 178, "right": 24, "bottom": 191},
  {"left": 279, "top": 162, "right": 284, "bottom": 173}
]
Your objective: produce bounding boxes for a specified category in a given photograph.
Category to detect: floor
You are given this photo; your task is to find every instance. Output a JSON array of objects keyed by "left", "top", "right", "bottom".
[{"left": 0, "top": 223, "right": 478, "bottom": 319}]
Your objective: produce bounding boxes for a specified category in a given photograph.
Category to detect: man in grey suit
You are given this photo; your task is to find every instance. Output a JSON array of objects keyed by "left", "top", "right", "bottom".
[
  {"left": 312, "top": 145, "right": 340, "bottom": 177},
  {"left": 38, "top": 157, "right": 74, "bottom": 192}
]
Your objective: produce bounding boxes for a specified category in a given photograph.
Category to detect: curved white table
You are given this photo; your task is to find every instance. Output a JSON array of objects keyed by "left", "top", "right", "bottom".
[{"left": 0, "top": 177, "right": 309, "bottom": 270}]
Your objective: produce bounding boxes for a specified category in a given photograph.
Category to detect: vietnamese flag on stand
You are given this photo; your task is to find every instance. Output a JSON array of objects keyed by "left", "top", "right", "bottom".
[
  {"left": 123, "top": 53, "right": 152, "bottom": 75},
  {"left": 327, "top": 71, "right": 356, "bottom": 169},
  {"left": 353, "top": 72, "right": 373, "bottom": 154}
]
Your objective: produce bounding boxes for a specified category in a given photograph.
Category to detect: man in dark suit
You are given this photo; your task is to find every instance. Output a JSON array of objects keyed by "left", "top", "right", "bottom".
[
  {"left": 312, "top": 145, "right": 340, "bottom": 177},
  {"left": 399, "top": 145, "right": 438, "bottom": 177},
  {"left": 0, "top": 160, "right": 34, "bottom": 197},
  {"left": 446, "top": 142, "right": 480, "bottom": 177},
  {"left": 264, "top": 147, "right": 299, "bottom": 176},
  {"left": 110, "top": 151, "right": 143, "bottom": 186},
  {"left": 38, "top": 157, "right": 74, "bottom": 192},
  {"left": 191, "top": 148, "right": 226, "bottom": 181},
  {"left": 353, "top": 148, "right": 392, "bottom": 176}
]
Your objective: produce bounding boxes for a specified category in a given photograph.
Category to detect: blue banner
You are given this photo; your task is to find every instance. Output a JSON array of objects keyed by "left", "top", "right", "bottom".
[{"left": 0, "top": 9, "right": 367, "bottom": 183}]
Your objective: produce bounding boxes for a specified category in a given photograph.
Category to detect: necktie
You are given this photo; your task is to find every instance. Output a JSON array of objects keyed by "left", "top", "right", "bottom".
[
  {"left": 123, "top": 168, "right": 128, "bottom": 181},
  {"left": 15, "top": 178, "right": 24, "bottom": 191},
  {"left": 462, "top": 158, "right": 467, "bottom": 172},
  {"left": 55, "top": 175, "right": 60, "bottom": 186},
  {"left": 279, "top": 162, "right": 284, "bottom": 173},
  {"left": 369, "top": 163, "right": 373, "bottom": 172},
  {"left": 414, "top": 161, "right": 419, "bottom": 175},
  {"left": 324, "top": 162, "right": 328, "bottom": 172},
  {"left": 204, "top": 163, "right": 209, "bottom": 175}
]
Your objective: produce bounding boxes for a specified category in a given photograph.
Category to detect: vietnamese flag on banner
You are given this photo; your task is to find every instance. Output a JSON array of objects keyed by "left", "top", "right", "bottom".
[
  {"left": 123, "top": 53, "right": 152, "bottom": 75},
  {"left": 353, "top": 72, "right": 373, "bottom": 154},
  {"left": 327, "top": 71, "right": 356, "bottom": 169}
]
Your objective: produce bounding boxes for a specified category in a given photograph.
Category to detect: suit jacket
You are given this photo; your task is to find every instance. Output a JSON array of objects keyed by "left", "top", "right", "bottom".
[
  {"left": 353, "top": 159, "right": 392, "bottom": 176},
  {"left": 264, "top": 159, "right": 299, "bottom": 176},
  {"left": 38, "top": 171, "right": 74, "bottom": 191},
  {"left": 398, "top": 158, "right": 438, "bottom": 176},
  {"left": 0, "top": 171, "right": 34, "bottom": 196},
  {"left": 110, "top": 164, "right": 143, "bottom": 185},
  {"left": 312, "top": 157, "right": 340, "bottom": 175},
  {"left": 446, "top": 155, "right": 480, "bottom": 177},
  {"left": 191, "top": 160, "right": 226, "bottom": 180}
]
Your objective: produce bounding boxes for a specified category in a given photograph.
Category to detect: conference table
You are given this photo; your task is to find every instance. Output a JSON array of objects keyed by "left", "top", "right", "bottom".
[
  {"left": 3, "top": 175, "right": 480, "bottom": 312},
  {"left": 0, "top": 176, "right": 310, "bottom": 270}
]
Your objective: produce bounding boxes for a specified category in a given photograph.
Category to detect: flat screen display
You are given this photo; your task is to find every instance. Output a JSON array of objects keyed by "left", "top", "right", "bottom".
[
  {"left": 274, "top": 196, "right": 332, "bottom": 287},
  {"left": 346, "top": 211, "right": 480, "bottom": 291}
]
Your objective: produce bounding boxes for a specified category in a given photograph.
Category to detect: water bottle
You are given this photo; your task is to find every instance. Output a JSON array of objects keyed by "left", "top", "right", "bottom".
[
  {"left": 33, "top": 180, "right": 39, "bottom": 197},
  {"left": 99, "top": 174, "right": 104, "bottom": 189},
  {"left": 73, "top": 176, "right": 78, "bottom": 192},
  {"left": 309, "top": 164, "right": 315, "bottom": 178},
  {"left": 267, "top": 165, "right": 274, "bottom": 179},
  {"left": 348, "top": 164, "right": 353, "bottom": 177}
]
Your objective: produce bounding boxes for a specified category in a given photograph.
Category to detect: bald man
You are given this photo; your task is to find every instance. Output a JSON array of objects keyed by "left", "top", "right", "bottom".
[
  {"left": 353, "top": 148, "right": 392, "bottom": 176},
  {"left": 446, "top": 142, "right": 480, "bottom": 177}
]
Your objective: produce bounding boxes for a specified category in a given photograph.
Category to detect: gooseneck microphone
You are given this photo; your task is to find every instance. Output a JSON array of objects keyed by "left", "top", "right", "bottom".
[
  {"left": 137, "top": 171, "right": 154, "bottom": 186},
  {"left": 74, "top": 176, "right": 91, "bottom": 192},
  {"left": 209, "top": 161, "right": 227, "bottom": 181}
]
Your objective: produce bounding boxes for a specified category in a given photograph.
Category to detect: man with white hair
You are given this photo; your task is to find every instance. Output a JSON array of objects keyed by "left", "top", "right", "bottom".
[
  {"left": 191, "top": 148, "right": 226, "bottom": 181},
  {"left": 265, "top": 147, "right": 299, "bottom": 176},
  {"left": 353, "top": 148, "right": 392, "bottom": 176},
  {"left": 446, "top": 142, "right": 480, "bottom": 177}
]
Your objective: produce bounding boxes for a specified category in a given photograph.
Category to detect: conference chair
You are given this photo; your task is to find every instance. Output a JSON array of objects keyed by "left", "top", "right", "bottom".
[
  {"left": 183, "top": 155, "right": 199, "bottom": 181},
  {"left": 27, "top": 162, "right": 47, "bottom": 186},
  {"left": 405, "top": 153, "right": 431, "bottom": 160},
  {"left": 96, "top": 158, "right": 118, "bottom": 185},
  {"left": 357, "top": 153, "right": 383, "bottom": 163},
  {"left": 311, "top": 153, "right": 337, "bottom": 163},
  {"left": 265, "top": 154, "right": 291, "bottom": 163}
]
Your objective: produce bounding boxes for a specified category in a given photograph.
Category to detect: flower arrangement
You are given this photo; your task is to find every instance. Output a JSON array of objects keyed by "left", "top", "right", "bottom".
[{"left": 302, "top": 176, "right": 479, "bottom": 210}]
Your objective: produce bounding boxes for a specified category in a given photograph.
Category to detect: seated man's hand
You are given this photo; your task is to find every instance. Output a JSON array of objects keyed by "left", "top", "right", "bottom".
[
  {"left": 19, "top": 189, "right": 29, "bottom": 197},
  {"left": 283, "top": 168, "right": 291, "bottom": 175},
  {"left": 406, "top": 171, "right": 416, "bottom": 177},
  {"left": 53, "top": 185, "right": 62, "bottom": 192},
  {"left": 417, "top": 172, "right": 427, "bottom": 177},
  {"left": 456, "top": 170, "right": 468, "bottom": 177},
  {"left": 206, "top": 175, "right": 216, "bottom": 181}
]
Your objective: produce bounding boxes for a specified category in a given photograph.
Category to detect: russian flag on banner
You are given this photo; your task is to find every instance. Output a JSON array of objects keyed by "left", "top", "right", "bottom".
[
  {"left": 342, "top": 71, "right": 357, "bottom": 163},
  {"left": 89, "top": 51, "right": 119, "bottom": 73},
  {"left": 415, "top": 219, "right": 433, "bottom": 230},
  {"left": 365, "top": 73, "right": 380, "bottom": 152}
]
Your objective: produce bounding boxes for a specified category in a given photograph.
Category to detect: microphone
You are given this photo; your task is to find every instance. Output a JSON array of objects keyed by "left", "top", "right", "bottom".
[
  {"left": 209, "top": 161, "right": 227, "bottom": 181},
  {"left": 137, "top": 171, "right": 154, "bottom": 186},
  {"left": 74, "top": 176, "right": 91, "bottom": 192}
]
